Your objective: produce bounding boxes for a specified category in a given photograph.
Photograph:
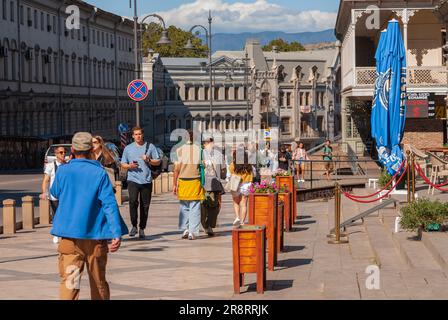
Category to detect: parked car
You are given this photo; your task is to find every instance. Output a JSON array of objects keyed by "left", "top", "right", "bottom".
[{"left": 43, "top": 144, "right": 72, "bottom": 168}]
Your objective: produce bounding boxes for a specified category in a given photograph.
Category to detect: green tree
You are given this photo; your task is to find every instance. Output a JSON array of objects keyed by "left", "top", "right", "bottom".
[
  {"left": 262, "top": 38, "right": 305, "bottom": 52},
  {"left": 141, "top": 23, "right": 208, "bottom": 58}
]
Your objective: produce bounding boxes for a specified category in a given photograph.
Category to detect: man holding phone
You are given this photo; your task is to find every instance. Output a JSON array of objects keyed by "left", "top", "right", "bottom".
[{"left": 121, "top": 127, "right": 160, "bottom": 239}]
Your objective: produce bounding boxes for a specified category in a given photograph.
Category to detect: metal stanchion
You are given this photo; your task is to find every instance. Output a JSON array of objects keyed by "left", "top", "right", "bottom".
[
  {"left": 406, "top": 150, "right": 411, "bottom": 204},
  {"left": 310, "top": 161, "right": 313, "bottom": 189},
  {"left": 411, "top": 153, "right": 416, "bottom": 202},
  {"left": 328, "top": 182, "right": 348, "bottom": 244}
]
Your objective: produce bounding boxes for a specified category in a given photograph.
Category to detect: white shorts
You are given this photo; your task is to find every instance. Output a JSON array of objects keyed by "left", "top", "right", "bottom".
[{"left": 231, "top": 182, "right": 251, "bottom": 197}]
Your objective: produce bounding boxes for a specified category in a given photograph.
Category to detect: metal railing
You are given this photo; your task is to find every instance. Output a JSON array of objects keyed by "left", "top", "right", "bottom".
[{"left": 289, "top": 158, "right": 381, "bottom": 189}]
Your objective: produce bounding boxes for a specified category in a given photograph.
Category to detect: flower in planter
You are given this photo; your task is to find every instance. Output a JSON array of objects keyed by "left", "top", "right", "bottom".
[
  {"left": 250, "top": 180, "right": 283, "bottom": 194},
  {"left": 272, "top": 169, "right": 292, "bottom": 178}
]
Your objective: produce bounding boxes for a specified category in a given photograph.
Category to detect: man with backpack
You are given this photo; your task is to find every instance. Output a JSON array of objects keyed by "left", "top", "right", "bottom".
[{"left": 121, "top": 127, "right": 161, "bottom": 239}]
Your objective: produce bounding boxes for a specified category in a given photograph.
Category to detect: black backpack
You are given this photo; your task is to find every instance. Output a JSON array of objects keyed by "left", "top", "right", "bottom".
[{"left": 145, "top": 142, "right": 163, "bottom": 180}]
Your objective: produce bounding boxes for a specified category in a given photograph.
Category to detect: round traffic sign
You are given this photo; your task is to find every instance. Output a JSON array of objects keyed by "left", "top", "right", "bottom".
[
  {"left": 118, "top": 123, "right": 129, "bottom": 134},
  {"left": 127, "top": 79, "right": 149, "bottom": 102}
]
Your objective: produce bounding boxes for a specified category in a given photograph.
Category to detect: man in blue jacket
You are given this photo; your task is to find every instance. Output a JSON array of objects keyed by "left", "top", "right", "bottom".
[{"left": 50, "top": 132, "right": 128, "bottom": 300}]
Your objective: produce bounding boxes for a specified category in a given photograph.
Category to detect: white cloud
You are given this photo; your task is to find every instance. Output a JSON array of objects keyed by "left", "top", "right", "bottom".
[{"left": 145, "top": 0, "right": 337, "bottom": 33}]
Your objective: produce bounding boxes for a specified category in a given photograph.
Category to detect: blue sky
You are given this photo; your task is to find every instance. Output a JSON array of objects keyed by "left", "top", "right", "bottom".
[{"left": 86, "top": 0, "right": 339, "bottom": 33}]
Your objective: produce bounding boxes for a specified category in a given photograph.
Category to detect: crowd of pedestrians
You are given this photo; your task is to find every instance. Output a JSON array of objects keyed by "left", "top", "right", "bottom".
[{"left": 41, "top": 126, "right": 335, "bottom": 299}]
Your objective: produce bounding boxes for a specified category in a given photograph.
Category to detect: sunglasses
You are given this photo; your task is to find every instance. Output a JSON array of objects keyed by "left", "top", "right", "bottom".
[
  {"left": 92, "top": 141, "right": 100, "bottom": 144},
  {"left": 57, "top": 151, "right": 66, "bottom": 155}
]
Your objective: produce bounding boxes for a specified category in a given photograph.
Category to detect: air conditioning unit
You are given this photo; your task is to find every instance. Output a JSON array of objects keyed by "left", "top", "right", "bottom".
[
  {"left": 27, "top": 20, "right": 32, "bottom": 27},
  {"left": 47, "top": 25, "right": 51, "bottom": 32},
  {"left": 0, "top": 46, "right": 7, "bottom": 57}
]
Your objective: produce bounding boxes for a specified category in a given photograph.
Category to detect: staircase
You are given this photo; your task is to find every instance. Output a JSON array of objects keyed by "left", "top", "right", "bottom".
[{"left": 338, "top": 188, "right": 448, "bottom": 298}]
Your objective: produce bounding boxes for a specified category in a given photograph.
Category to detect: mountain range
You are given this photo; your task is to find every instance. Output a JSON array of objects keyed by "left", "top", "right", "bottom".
[{"left": 199, "top": 29, "right": 337, "bottom": 52}]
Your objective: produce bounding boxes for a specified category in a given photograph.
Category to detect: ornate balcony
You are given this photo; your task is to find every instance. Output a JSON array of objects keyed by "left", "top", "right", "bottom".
[{"left": 354, "top": 66, "right": 448, "bottom": 88}]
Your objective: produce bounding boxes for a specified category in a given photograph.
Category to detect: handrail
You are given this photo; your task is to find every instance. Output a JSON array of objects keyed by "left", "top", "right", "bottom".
[{"left": 330, "top": 198, "right": 398, "bottom": 233}]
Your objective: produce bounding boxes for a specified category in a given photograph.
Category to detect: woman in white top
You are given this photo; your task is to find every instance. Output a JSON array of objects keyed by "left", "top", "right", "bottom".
[{"left": 292, "top": 142, "right": 310, "bottom": 182}]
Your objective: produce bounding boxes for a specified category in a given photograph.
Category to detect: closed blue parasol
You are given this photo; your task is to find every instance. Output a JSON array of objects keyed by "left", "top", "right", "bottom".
[{"left": 371, "top": 19, "right": 407, "bottom": 174}]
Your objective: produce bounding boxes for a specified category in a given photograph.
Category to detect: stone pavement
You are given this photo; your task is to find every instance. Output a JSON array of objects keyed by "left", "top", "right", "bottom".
[{"left": 1, "top": 185, "right": 448, "bottom": 299}]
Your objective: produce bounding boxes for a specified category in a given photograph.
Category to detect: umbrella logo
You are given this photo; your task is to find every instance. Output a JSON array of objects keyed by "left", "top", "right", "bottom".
[{"left": 378, "top": 68, "right": 391, "bottom": 111}]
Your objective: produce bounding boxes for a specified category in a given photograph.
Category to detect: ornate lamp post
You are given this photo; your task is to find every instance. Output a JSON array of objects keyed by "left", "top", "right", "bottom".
[
  {"left": 131, "top": 0, "right": 171, "bottom": 127},
  {"left": 185, "top": 11, "right": 213, "bottom": 130}
]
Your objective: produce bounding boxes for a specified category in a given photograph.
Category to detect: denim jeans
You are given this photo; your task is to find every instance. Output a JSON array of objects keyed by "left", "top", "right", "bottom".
[{"left": 179, "top": 200, "right": 201, "bottom": 236}]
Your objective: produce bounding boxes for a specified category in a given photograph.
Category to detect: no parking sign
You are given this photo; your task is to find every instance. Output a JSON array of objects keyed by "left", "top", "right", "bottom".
[{"left": 127, "top": 79, "right": 149, "bottom": 102}]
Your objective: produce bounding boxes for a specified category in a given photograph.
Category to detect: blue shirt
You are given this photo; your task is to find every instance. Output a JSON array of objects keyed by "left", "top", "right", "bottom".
[
  {"left": 50, "top": 159, "right": 129, "bottom": 240},
  {"left": 121, "top": 142, "right": 160, "bottom": 185}
]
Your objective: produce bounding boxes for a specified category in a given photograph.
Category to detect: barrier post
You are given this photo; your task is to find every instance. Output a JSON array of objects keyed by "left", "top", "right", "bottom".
[
  {"left": 310, "top": 161, "right": 313, "bottom": 189},
  {"left": 39, "top": 198, "right": 51, "bottom": 225},
  {"left": 2, "top": 199, "right": 16, "bottom": 234},
  {"left": 328, "top": 182, "right": 348, "bottom": 244},
  {"left": 22, "top": 196, "right": 35, "bottom": 230},
  {"left": 411, "top": 153, "right": 416, "bottom": 202},
  {"left": 406, "top": 150, "right": 411, "bottom": 203},
  {"left": 115, "top": 181, "right": 123, "bottom": 206}
]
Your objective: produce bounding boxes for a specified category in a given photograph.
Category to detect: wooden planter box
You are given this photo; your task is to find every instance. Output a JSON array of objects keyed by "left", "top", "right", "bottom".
[
  {"left": 277, "top": 202, "right": 285, "bottom": 253},
  {"left": 278, "top": 192, "right": 292, "bottom": 232},
  {"left": 276, "top": 176, "right": 297, "bottom": 223},
  {"left": 249, "top": 193, "right": 278, "bottom": 271},
  {"left": 232, "top": 225, "right": 266, "bottom": 294}
]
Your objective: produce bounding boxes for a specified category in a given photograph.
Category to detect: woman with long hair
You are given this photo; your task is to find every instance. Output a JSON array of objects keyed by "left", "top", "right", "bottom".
[
  {"left": 229, "top": 147, "right": 253, "bottom": 226},
  {"left": 92, "top": 135, "right": 118, "bottom": 183}
]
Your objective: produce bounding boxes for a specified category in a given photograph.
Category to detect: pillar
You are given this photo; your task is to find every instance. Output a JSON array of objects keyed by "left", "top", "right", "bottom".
[
  {"left": 115, "top": 181, "right": 123, "bottom": 206},
  {"left": 162, "top": 172, "right": 169, "bottom": 193},
  {"left": 39, "top": 198, "right": 51, "bottom": 225},
  {"left": 22, "top": 196, "right": 35, "bottom": 230},
  {"left": 168, "top": 172, "right": 174, "bottom": 191},
  {"left": 2, "top": 199, "right": 16, "bottom": 234}
]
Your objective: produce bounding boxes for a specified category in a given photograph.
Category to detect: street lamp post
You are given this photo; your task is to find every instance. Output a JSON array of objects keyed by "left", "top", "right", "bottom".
[{"left": 185, "top": 11, "right": 213, "bottom": 131}]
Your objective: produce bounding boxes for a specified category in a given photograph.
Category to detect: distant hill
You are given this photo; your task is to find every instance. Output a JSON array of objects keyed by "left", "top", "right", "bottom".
[{"left": 200, "top": 29, "right": 337, "bottom": 52}]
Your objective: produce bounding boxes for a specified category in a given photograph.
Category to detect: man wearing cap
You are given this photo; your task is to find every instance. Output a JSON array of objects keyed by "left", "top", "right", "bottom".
[{"left": 50, "top": 132, "right": 128, "bottom": 300}]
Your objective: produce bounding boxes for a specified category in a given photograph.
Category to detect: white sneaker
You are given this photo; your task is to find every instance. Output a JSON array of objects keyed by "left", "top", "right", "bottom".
[
  {"left": 52, "top": 236, "right": 60, "bottom": 244},
  {"left": 182, "top": 230, "right": 189, "bottom": 239},
  {"left": 233, "top": 217, "right": 241, "bottom": 226}
]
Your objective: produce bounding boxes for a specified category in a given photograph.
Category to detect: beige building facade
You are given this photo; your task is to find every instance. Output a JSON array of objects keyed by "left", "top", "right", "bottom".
[{"left": 336, "top": 0, "right": 448, "bottom": 156}]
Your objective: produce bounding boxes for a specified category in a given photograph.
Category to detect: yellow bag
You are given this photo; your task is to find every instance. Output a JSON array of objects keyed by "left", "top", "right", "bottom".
[{"left": 177, "top": 178, "right": 205, "bottom": 201}]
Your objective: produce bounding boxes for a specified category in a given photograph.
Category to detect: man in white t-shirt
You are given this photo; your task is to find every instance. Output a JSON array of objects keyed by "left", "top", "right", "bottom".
[{"left": 40, "top": 146, "right": 67, "bottom": 224}]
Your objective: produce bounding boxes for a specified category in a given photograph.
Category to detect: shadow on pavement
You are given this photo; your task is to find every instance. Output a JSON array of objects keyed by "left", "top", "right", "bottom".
[
  {"left": 245, "top": 280, "right": 294, "bottom": 293},
  {"left": 297, "top": 215, "right": 312, "bottom": 219},
  {"left": 277, "top": 258, "right": 313, "bottom": 269},
  {"left": 129, "top": 247, "right": 165, "bottom": 252},
  {"left": 295, "top": 220, "right": 316, "bottom": 225},
  {"left": 289, "top": 226, "right": 309, "bottom": 232},
  {"left": 282, "top": 245, "right": 305, "bottom": 253}
]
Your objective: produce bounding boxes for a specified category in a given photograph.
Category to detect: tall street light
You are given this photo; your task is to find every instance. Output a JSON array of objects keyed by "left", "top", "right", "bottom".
[
  {"left": 131, "top": 0, "right": 170, "bottom": 127},
  {"left": 185, "top": 11, "right": 213, "bottom": 131}
]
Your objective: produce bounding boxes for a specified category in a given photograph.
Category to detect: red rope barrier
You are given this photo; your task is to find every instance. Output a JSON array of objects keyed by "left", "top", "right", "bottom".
[
  {"left": 415, "top": 163, "right": 448, "bottom": 188},
  {"left": 415, "top": 163, "right": 448, "bottom": 192},
  {"left": 342, "top": 163, "right": 408, "bottom": 203},
  {"left": 347, "top": 160, "right": 406, "bottom": 199}
]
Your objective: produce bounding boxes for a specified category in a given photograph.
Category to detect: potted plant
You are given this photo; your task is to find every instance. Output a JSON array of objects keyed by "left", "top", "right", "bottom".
[
  {"left": 378, "top": 168, "right": 407, "bottom": 190},
  {"left": 248, "top": 180, "right": 278, "bottom": 270},
  {"left": 399, "top": 198, "right": 448, "bottom": 239}
]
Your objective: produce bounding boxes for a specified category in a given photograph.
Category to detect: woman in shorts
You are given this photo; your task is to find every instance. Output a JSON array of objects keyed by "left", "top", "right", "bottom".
[
  {"left": 292, "top": 142, "right": 309, "bottom": 183},
  {"left": 229, "top": 147, "right": 253, "bottom": 226}
]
